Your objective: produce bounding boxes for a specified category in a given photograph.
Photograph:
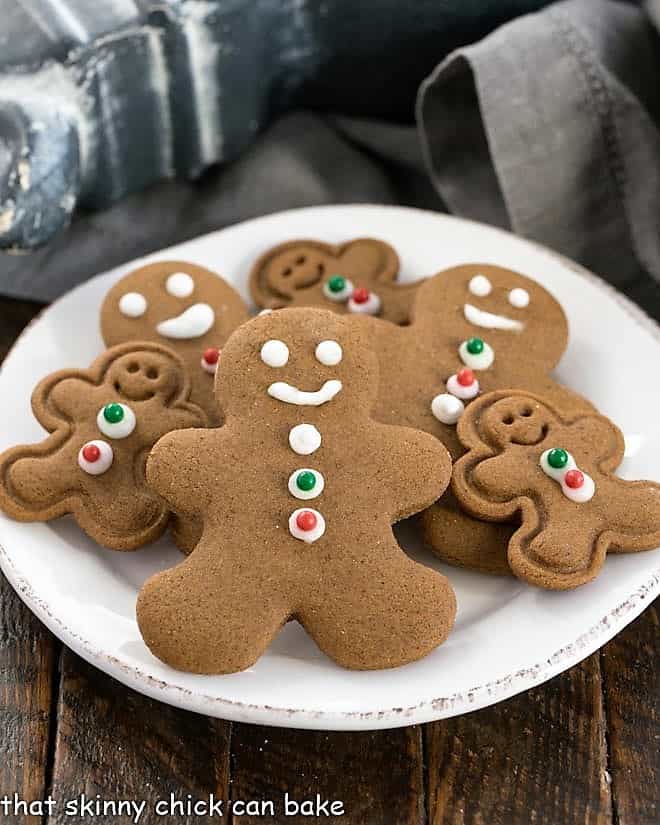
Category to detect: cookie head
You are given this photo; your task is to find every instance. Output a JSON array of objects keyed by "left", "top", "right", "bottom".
[
  {"left": 100, "top": 260, "right": 248, "bottom": 355},
  {"left": 416, "top": 264, "right": 568, "bottom": 368},
  {"left": 478, "top": 395, "right": 560, "bottom": 450},
  {"left": 216, "top": 308, "right": 378, "bottom": 418},
  {"left": 105, "top": 347, "right": 187, "bottom": 404},
  {"left": 250, "top": 239, "right": 400, "bottom": 317}
]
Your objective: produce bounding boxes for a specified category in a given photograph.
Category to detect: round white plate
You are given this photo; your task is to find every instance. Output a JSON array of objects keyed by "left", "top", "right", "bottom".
[{"left": 0, "top": 205, "right": 658, "bottom": 730}]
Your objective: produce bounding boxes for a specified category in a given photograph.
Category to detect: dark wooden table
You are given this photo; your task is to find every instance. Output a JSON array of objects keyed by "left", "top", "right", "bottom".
[{"left": 0, "top": 296, "right": 657, "bottom": 825}]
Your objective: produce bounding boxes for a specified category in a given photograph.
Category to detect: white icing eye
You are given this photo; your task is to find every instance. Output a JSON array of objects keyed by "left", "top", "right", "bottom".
[
  {"left": 166, "top": 272, "right": 195, "bottom": 298},
  {"left": 468, "top": 274, "right": 492, "bottom": 297},
  {"left": 118, "top": 292, "right": 147, "bottom": 318},
  {"left": 96, "top": 403, "right": 137, "bottom": 439},
  {"left": 315, "top": 340, "right": 342, "bottom": 366},
  {"left": 261, "top": 339, "right": 289, "bottom": 368},
  {"left": 508, "top": 287, "right": 530, "bottom": 308},
  {"left": 78, "top": 440, "right": 114, "bottom": 475}
]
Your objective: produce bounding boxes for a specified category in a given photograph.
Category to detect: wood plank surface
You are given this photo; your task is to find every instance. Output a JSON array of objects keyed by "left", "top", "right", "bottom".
[
  {"left": 230, "top": 724, "right": 424, "bottom": 824},
  {"left": 601, "top": 599, "right": 659, "bottom": 825},
  {"left": 46, "top": 649, "right": 231, "bottom": 824},
  {"left": 0, "top": 575, "right": 57, "bottom": 825},
  {"left": 425, "top": 654, "right": 613, "bottom": 825}
]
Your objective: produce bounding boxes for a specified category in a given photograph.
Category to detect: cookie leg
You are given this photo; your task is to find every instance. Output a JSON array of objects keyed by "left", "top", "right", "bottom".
[
  {"left": 508, "top": 521, "right": 605, "bottom": 589},
  {"left": 298, "top": 548, "right": 456, "bottom": 670},
  {"left": 137, "top": 540, "right": 292, "bottom": 674}
]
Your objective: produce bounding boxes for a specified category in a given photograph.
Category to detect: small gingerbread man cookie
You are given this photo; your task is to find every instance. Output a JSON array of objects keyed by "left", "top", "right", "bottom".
[
  {"left": 137, "top": 308, "right": 456, "bottom": 673},
  {"left": 0, "top": 343, "right": 207, "bottom": 550},
  {"left": 347, "top": 263, "right": 595, "bottom": 575},
  {"left": 249, "top": 238, "right": 418, "bottom": 324},
  {"left": 100, "top": 260, "right": 249, "bottom": 424},
  {"left": 452, "top": 391, "right": 660, "bottom": 589}
]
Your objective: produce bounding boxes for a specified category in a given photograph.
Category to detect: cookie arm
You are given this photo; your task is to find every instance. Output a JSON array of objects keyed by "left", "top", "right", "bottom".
[
  {"left": 371, "top": 425, "right": 452, "bottom": 520},
  {"left": 146, "top": 427, "right": 228, "bottom": 515}
]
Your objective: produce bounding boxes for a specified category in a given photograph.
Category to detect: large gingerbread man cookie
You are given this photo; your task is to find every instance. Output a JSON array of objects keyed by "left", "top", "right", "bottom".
[
  {"left": 348, "top": 263, "right": 596, "bottom": 575},
  {"left": 0, "top": 343, "right": 207, "bottom": 550},
  {"left": 452, "top": 391, "right": 660, "bottom": 589},
  {"left": 100, "top": 260, "right": 249, "bottom": 424},
  {"left": 249, "top": 238, "right": 418, "bottom": 324},
  {"left": 137, "top": 308, "right": 456, "bottom": 673}
]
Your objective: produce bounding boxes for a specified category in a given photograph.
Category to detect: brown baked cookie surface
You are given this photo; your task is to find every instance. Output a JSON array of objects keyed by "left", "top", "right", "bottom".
[
  {"left": 137, "top": 308, "right": 456, "bottom": 674},
  {"left": 452, "top": 391, "right": 660, "bottom": 589},
  {"left": 100, "top": 260, "right": 249, "bottom": 424},
  {"left": 249, "top": 238, "right": 417, "bottom": 325},
  {"left": 348, "top": 263, "right": 596, "bottom": 575},
  {"left": 0, "top": 343, "right": 207, "bottom": 550}
]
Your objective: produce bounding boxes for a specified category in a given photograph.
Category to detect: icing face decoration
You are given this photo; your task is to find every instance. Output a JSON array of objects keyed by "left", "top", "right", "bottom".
[
  {"left": 540, "top": 448, "right": 596, "bottom": 503},
  {"left": 323, "top": 275, "right": 354, "bottom": 302},
  {"left": 118, "top": 292, "right": 147, "bottom": 318},
  {"left": 101, "top": 261, "right": 249, "bottom": 352},
  {"left": 262, "top": 338, "right": 343, "bottom": 407},
  {"left": 509, "top": 288, "right": 529, "bottom": 308},
  {"left": 459, "top": 337, "right": 494, "bottom": 370},
  {"left": 166, "top": 272, "right": 194, "bottom": 298},
  {"left": 78, "top": 440, "right": 114, "bottom": 475},
  {"left": 468, "top": 274, "right": 492, "bottom": 297},
  {"left": 288, "top": 508, "right": 326, "bottom": 543},
  {"left": 269, "top": 380, "right": 342, "bottom": 406},
  {"left": 463, "top": 303, "right": 524, "bottom": 331},
  {"left": 156, "top": 303, "right": 215, "bottom": 339},
  {"left": 96, "top": 403, "right": 136, "bottom": 439},
  {"left": 288, "top": 468, "right": 325, "bottom": 500},
  {"left": 261, "top": 339, "right": 289, "bottom": 367},
  {"left": 348, "top": 287, "right": 381, "bottom": 315},
  {"left": 315, "top": 340, "right": 342, "bottom": 366}
]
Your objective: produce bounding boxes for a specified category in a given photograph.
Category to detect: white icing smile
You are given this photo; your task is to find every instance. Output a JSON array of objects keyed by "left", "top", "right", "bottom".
[
  {"left": 464, "top": 303, "right": 524, "bottom": 331},
  {"left": 156, "top": 303, "right": 215, "bottom": 339},
  {"left": 268, "top": 379, "right": 342, "bottom": 406}
]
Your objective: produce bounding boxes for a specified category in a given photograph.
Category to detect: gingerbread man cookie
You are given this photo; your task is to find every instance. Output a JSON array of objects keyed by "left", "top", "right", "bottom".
[
  {"left": 100, "top": 260, "right": 249, "bottom": 424},
  {"left": 0, "top": 343, "right": 207, "bottom": 550},
  {"left": 249, "top": 238, "right": 418, "bottom": 324},
  {"left": 347, "top": 263, "right": 595, "bottom": 575},
  {"left": 137, "top": 308, "right": 456, "bottom": 673},
  {"left": 452, "top": 391, "right": 660, "bottom": 589}
]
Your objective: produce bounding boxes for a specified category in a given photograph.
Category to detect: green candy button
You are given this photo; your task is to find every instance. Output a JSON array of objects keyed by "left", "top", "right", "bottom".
[
  {"left": 547, "top": 448, "right": 569, "bottom": 469},
  {"left": 103, "top": 403, "right": 124, "bottom": 424},
  {"left": 466, "top": 337, "right": 484, "bottom": 355},
  {"left": 327, "top": 275, "right": 346, "bottom": 294},
  {"left": 296, "top": 471, "right": 316, "bottom": 492}
]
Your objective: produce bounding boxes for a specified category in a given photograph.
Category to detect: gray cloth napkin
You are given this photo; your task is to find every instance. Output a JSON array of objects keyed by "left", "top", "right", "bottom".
[
  {"left": 1, "top": 0, "right": 658, "bottom": 321},
  {"left": 418, "top": 0, "right": 660, "bottom": 308}
]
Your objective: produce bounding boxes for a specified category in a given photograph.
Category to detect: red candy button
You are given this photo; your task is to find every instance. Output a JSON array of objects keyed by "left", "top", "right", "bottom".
[
  {"left": 203, "top": 347, "right": 220, "bottom": 365},
  {"left": 351, "top": 287, "right": 370, "bottom": 305},
  {"left": 82, "top": 443, "right": 101, "bottom": 463},
  {"left": 456, "top": 368, "right": 475, "bottom": 387},
  {"left": 296, "top": 510, "right": 318, "bottom": 532},
  {"left": 564, "top": 469, "right": 584, "bottom": 489}
]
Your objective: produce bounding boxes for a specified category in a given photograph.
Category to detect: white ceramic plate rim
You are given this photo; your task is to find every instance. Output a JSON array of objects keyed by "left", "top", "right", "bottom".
[{"left": 0, "top": 205, "right": 658, "bottom": 730}]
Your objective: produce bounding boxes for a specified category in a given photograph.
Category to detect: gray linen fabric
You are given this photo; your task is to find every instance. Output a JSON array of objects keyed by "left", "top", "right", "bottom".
[
  {"left": 418, "top": 0, "right": 660, "bottom": 305},
  {"left": 1, "top": 0, "right": 658, "bottom": 320}
]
